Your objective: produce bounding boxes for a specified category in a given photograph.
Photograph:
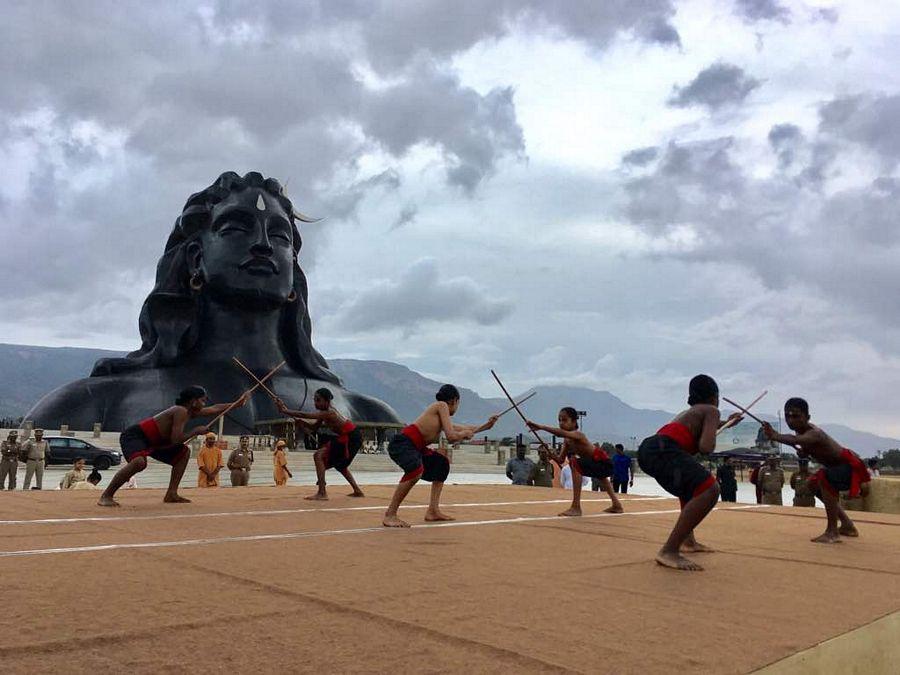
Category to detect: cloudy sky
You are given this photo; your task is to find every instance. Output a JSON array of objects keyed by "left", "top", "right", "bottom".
[{"left": 2, "top": 0, "right": 900, "bottom": 435}]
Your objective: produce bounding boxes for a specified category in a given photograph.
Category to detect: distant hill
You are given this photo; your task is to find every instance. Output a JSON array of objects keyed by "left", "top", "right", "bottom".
[{"left": 1, "top": 343, "right": 895, "bottom": 456}]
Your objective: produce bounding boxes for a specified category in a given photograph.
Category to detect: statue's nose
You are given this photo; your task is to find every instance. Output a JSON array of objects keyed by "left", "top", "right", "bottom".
[{"left": 250, "top": 223, "right": 273, "bottom": 255}]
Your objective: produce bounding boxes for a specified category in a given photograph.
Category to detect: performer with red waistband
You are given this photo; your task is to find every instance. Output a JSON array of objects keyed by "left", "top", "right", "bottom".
[
  {"left": 276, "top": 388, "right": 365, "bottom": 500},
  {"left": 762, "top": 397, "right": 869, "bottom": 544},
  {"left": 526, "top": 407, "right": 624, "bottom": 516},
  {"left": 98, "top": 386, "right": 248, "bottom": 507},
  {"left": 382, "top": 384, "right": 498, "bottom": 528},
  {"left": 637, "top": 375, "right": 742, "bottom": 571}
]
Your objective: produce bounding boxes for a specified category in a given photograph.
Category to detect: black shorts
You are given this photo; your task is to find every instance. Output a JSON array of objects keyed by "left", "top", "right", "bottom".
[
  {"left": 388, "top": 433, "right": 450, "bottom": 483},
  {"left": 322, "top": 429, "right": 362, "bottom": 471},
  {"left": 637, "top": 434, "right": 715, "bottom": 504},
  {"left": 119, "top": 425, "right": 188, "bottom": 467},
  {"left": 572, "top": 455, "right": 613, "bottom": 479},
  {"left": 820, "top": 463, "right": 852, "bottom": 492}
]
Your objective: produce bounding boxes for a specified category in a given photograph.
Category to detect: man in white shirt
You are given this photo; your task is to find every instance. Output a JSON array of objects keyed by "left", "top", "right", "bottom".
[{"left": 560, "top": 460, "right": 590, "bottom": 489}]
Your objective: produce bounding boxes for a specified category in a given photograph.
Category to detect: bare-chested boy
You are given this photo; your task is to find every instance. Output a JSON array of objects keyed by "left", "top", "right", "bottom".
[
  {"left": 526, "top": 407, "right": 624, "bottom": 516},
  {"left": 762, "top": 397, "right": 870, "bottom": 543},
  {"left": 98, "top": 386, "right": 247, "bottom": 506},
  {"left": 383, "top": 384, "right": 498, "bottom": 527},
  {"left": 276, "top": 388, "right": 365, "bottom": 500},
  {"left": 637, "top": 375, "right": 741, "bottom": 571}
]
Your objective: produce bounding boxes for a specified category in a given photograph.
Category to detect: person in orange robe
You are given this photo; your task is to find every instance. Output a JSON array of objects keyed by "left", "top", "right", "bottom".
[
  {"left": 197, "top": 432, "right": 223, "bottom": 487},
  {"left": 273, "top": 440, "right": 291, "bottom": 486}
]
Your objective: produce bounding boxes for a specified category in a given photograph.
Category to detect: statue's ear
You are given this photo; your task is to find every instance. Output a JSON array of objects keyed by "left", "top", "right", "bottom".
[{"left": 186, "top": 240, "right": 203, "bottom": 276}]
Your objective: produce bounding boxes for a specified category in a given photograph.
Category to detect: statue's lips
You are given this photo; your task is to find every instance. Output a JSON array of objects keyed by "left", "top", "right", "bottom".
[{"left": 239, "top": 257, "right": 279, "bottom": 275}]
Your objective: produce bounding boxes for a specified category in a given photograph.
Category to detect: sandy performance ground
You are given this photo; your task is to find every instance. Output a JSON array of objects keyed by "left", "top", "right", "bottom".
[{"left": 1, "top": 484, "right": 898, "bottom": 674}]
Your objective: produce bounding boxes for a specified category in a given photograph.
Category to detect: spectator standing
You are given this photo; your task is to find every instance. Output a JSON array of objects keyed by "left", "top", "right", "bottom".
[
  {"left": 529, "top": 447, "right": 554, "bottom": 487},
  {"left": 611, "top": 443, "right": 634, "bottom": 494},
  {"left": 197, "top": 432, "right": 223, "bottom": 488},
  {"left": 867, "top": 458, "right": 880, "bottom": 479},
  {"left": 759, "top": 456, "right": 785, "bottom": 506},
  {"left": 0, "top": 430, "right": 20, "bottom": 490},
  {"left": 790, "top": 458, "right": 816, "bottom": 507},
  {"left": 716, "top": 456, "right": 738, "bottom": 502},
  {"left": 227, "top": 434, "right": 254, "bottom": 486},
  {"left": 22, "top": 428, "right": 49, "bottom": 490},
  {"left": 506, "top": 444, "right": 535, "bottom": 485},
  {"left": 560, "top": 459, "right": 590, "bottom": 490}
]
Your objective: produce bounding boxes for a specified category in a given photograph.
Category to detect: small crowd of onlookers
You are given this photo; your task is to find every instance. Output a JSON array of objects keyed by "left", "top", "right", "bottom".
[
  {"left": 505, "top": 442, "right": 635, "bottom": 493},
  {"left": 0, "top": 429, "right": 105, "bottom": 490}
]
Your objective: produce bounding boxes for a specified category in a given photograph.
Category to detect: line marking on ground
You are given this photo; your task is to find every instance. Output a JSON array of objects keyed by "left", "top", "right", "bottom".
[
  {"left": 0, "top": 505, "right": 767, "bottom": 558},
  {"left": 0, "top": 496, "right": 670, "bottom": 526}
]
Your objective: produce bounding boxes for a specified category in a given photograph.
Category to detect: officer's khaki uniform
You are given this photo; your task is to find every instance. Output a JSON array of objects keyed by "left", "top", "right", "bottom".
[
  {"left": 227, "top": 446, "right": 254, "bottom": 486},
  {"left": 0, "top": 438, "right": 20, "bottom": 490},
  {"left": 759, "top": 466, "right": 785, "bottom": 506},
  {"left": 23, "top": 439, "right": 49, "bottom": 490}
]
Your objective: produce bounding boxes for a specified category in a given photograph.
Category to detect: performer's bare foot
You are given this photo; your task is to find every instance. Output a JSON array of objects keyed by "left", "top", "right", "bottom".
[
  {"left": 811, "top": 531, "right": 842, "bottom": 544},
  {"left": 348, "top": 490, "right": 365, "bottom": 498},
  {"left": 163, "top": 494, "right": 191, "bottom": 504},
  {"left": 382, "top": 515, "right": 410, "bottom": 528},
  {"left": 681, "top": 541, "right": 715, "bottom": 553},
  {"left": 305, "top": 492, "right": 328, "bottom": 501},
  {"left": 604, "top": 504, "right": 624, "bottom": 514},
  {"left": 424, "top": 510, "right": 455, "bottom": 522},
  {"left": 559, "top": 507, "right": 582, "bottom": 517},
  {"left": 656, "top": 551, "right": 704, "bottom": 571},
  {"left": 839, "top": 524, "right": 859, "bottom": 537},
  {"left": 97, "top": 496, "right": 120, "bottom": 507}
]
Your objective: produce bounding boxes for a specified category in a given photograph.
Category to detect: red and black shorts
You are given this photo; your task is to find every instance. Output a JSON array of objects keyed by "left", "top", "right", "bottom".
[
  {"left": 571, "top": 453, "right": 613, "bottom": 480},
  {"left": 321, "top": 428, "right": 362, "bottom": 471},
  {"left": 119, "top": 423, "right": 188, "bottom": 467},
  {"left": 388, "top": 430, "right": 450, "bottom": 483},
  {"left": 637, "top": 434, "right": 716, "bottom": 505}
]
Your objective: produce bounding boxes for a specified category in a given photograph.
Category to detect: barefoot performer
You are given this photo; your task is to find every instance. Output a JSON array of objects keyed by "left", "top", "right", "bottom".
[
  {"left": 276, "top": 388, "right": 365, "bottom": 500},
  {"left": 382, "top": 384, "right": 498, "bottom": 527},
  {"left": 526, "top": 408, "right": 624, "bottom": 516},
  {"left": 761, "top": 397, "right": 869, "bottom": 543},
  {"left": 98, "top": 386, "right": 249, "bottom": 507},
  {"left": 636, "top": 375, "right": 742, "bottom": 570}
]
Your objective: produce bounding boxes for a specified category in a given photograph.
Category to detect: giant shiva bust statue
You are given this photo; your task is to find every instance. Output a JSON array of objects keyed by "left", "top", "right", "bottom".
[{"left": 27, "top": 171, "right": 400, "bottom": 432}]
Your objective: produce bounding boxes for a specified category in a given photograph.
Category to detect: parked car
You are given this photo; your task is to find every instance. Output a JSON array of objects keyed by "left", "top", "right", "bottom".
[{"left": 43, "top": 436, "right": 123, "bottom": 470}]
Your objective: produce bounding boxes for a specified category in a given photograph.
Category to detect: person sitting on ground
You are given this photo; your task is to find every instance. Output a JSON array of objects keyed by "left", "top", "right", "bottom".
[
  {"left": 762, "top": 398, "right": 870, "bottom": 543},
  {"left": 60, "top": 457, "right": 88, "bottom": 489},
  {"left": 74, "top": 470, "right": 102, "bottom": 490},
  {"left": 528, "top": 408, "right": 624, "bottom": 516},
  {"left": 505, "top": 443, "right": 535, "bottom": 485}
]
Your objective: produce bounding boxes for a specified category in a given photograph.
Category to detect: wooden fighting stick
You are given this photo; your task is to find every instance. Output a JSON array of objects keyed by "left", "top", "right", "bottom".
[
  {"left": 495, "top": 391, "right": 537, "bottom": 419},
  {"left": 490, "top": 370, "right": 553, "bottom": 452},
  {"left": 717, "top": 390, "right": 768, "bottom": 436},
  {"left": 721, "top": 396, "right": 767, "bottom": 426},
  {"left": 232, "top": 357, "right": 280, "bottom": 401},
  {"left": 207, "top": 360, "right": 286, "bottom": 428}
]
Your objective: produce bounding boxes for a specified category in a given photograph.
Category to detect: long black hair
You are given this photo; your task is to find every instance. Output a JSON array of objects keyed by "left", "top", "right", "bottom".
[{"left": 90, "top": 172, "right": 338, "bottom": 385}]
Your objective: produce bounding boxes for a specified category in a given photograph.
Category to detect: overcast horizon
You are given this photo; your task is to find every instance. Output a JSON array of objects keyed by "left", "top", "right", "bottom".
[{"left": 2, "top": 1, "right": 900, "bottom": 435}]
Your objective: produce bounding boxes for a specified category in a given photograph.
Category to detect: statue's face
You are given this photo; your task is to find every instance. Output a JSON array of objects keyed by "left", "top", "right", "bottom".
[{"left": 199, "top": 188, "right": 295, "bottom": 305}]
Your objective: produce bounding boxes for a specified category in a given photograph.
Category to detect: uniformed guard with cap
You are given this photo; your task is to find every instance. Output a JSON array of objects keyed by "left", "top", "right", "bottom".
[
  {"left": 227, "top": 435, "right": 254, "bottom": 486},
  {"left": 0, "top": 430, "right": 21, "bottom": 490},
  {"left": 22, "top": 429, "right": 49, "bottom": 490}
]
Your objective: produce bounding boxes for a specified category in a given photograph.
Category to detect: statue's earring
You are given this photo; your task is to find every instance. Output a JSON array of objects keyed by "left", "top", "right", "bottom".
[
  {"left": 286, "top": 290, "right": 297, "bottom": 303},
  {"left": 190, "top": 272, "right": 204, "bottom": 292}
]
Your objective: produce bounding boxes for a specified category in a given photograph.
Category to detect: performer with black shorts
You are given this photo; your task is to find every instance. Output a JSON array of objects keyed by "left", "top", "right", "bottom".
[
  {"left": 637, "top": 375, "right": 741, "bottom": 570},
  {"left": 762, "top": 398, "right": 870, "bottom": 544},
  {"left": 527, "top": 408, "right": 624, "bottom": 516},
  {"left": 98, "top": 386, "right": 247, "bottom": 507},
  {"left": 277, "top": 388, "right": 365, "bottom": 500},
  {"left": 382, "top": 385, "right": 498, "bottom": 527}
]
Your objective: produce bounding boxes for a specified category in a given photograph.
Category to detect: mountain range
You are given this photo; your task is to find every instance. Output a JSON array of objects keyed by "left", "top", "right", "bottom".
[{"left": 1, "top": 343, "right": 896, "bottom": 456}]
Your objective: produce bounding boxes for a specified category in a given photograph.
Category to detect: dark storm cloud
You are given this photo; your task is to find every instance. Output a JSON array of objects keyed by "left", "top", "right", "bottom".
[
  {"left": 668, "top": 63, "right": 762, "bottom": 111},
  {"left": 733, "top": 0, "right": 791, "bottom": 24},
  {"left": 329, "top": 258, "right": 514, "bottom": 333}
]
